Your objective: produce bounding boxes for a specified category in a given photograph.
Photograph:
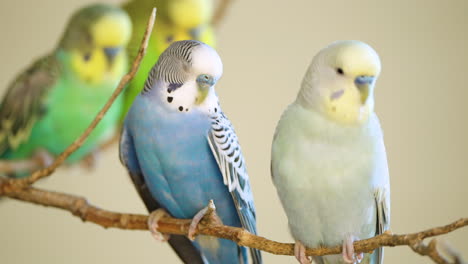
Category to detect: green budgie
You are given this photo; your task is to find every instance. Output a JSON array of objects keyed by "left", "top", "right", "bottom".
[
  {"left": 271, "top": 41, "right": 390, "bottom": 264},
  {"left": 0, "top": 4, "right": 132, "bottom": 177},
  {"left": 121, "top": 0, "right": 215, "bottom": 118}
]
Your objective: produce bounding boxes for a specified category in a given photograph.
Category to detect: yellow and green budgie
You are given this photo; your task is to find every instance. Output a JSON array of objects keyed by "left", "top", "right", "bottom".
[
  {"left": 121, "top": 0, "right": 216, "bottom": 116},
  {"left": 0, "top": 4, "right": 132, "bottom": 177}
]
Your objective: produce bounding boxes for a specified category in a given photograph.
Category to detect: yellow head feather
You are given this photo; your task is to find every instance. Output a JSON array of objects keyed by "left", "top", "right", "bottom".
[
  {"left": 91, "top": 13, "right": 132, "bottom": 47},
  {"left": 60, "top": 4, "right": 131, "bottom": 85},
  {"left": 168, "top": 0, "right": 213, "bottom": 28},
  {"left": 299, "top": 40, "right": 381, "bottom": 125}
]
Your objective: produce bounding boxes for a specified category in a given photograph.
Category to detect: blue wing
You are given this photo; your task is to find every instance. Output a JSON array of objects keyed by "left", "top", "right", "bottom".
[
  {"left": 207, "top": 111, "right": 263, "bottom": 264},
  {"left": 119, "top": 126, "right": 205, "bottom": 264}
]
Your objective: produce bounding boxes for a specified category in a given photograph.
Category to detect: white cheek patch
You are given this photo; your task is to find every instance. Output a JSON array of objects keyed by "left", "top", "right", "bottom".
[
  {"left": 159, "top": 82, "right": 220, "bottom": 114},
  {"left": 161, "top": 80, "right": 198, "bottom": 112}
]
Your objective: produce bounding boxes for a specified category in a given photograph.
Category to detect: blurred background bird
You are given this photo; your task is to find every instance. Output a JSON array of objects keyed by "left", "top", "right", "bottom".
[
  {"left": 0, "top": 3, "right": 132, "bottom": 177},
  {"left": 121, "top": 0, "right": 216, "bottom": 119}
]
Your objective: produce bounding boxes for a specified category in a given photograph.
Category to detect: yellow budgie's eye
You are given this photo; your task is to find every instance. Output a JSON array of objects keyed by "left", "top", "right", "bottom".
[
  {"left": 336, "top": 68, "right": 344, "bottom": 75},
  {"left": 83, "top": 52, "right": 92, "bottom": 62},
  {"left": 70, "top": 46, "right": 127, "bottom": 85},
  {"left": 71, "top": 49, "right": 107, "bottom": 84}
]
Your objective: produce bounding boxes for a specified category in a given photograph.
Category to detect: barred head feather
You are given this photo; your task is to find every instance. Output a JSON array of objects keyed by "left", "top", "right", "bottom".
[{"left": 143, "top": 40, "right": 202, "bottom": 92}]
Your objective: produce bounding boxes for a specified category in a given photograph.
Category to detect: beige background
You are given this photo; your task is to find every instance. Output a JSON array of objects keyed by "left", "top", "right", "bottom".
[{"left": 1, "top": 0, "right": 467, "bottom": 263}]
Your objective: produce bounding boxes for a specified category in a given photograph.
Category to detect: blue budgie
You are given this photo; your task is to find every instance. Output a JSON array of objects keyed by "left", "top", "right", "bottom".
[
  {"left": 271, "top": 40, "right": 390, "bottom": 264},
  {"left": 120, "top": 40, "right": 262, "bottom": 264}
]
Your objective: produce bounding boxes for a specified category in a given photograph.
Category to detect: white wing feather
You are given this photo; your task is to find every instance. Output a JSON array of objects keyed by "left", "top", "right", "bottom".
[{"left": 206, "top": 110, "right": 262, "bottom": 264}]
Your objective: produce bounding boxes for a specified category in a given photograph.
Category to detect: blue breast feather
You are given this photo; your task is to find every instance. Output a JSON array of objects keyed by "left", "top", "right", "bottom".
[{"left": 123, "top": 94, "right": 246, "bottom": 263}]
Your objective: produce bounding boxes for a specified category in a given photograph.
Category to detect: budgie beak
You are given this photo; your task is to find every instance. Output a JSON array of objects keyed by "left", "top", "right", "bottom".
[
  {"left": 355, "top": 76, "right": 374, "bottom": 104},
  {"left": 195, "top": 74, "right": 215, "bottom": 104},
  {"left": 104, "top": 46, "right": 121, "bottom": 64}
]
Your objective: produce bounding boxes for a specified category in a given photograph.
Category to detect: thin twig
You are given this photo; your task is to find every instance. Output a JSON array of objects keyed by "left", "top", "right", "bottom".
[
  {"left": 213, "top": 0, "right": 234, "bottom": 28},
  {"left": 0, "top": 8, "right": 157, "bottom": 192},
  {"left": 0, "top": 180, "right": 465, "bottom": 263}
]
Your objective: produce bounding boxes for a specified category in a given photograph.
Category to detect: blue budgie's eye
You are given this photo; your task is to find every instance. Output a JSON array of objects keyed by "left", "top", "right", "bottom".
[
  {"left": 197, "top": 74, "right": 213, "bottom": 83},
  {"left": 196, "top": 74, "right": 215, "bottom": 90}
]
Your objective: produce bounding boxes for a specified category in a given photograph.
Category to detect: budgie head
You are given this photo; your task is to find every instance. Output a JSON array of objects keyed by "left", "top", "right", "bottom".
[
  {"left": 165, "top": 0, "right": 213, "bottom": 29},
  {"left": 299, "top": 40, "right": 381, "bottom": 125},
  {"left": 144, "top": 40, "right": 222, "bottom": 114},
  {"left": 59, "top": 4, "right": 132, "bottom": 84}
]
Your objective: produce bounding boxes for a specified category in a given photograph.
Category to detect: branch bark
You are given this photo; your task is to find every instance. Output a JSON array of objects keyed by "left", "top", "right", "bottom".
[
  {"left": 0, "top": 179, "right": 465, "bottom": 264},
  {"left": 0, "top": 8, "right": 156, "bottom": 192}
]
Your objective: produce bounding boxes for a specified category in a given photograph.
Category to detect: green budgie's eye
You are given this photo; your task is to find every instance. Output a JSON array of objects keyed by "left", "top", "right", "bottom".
[
  {"left": 83, "top": 53, "right": 92, "bottom": 62},
  {"left": 166, "top": 35, "right": 174, "bottom": 43}
]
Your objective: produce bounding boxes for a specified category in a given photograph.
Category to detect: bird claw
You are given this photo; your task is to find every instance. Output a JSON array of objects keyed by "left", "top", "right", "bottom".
[
  {"left": 187, "top": 200, "right": 220, "bottom": 241},
  {"left": 34, "top": 149, "right": 54, "bottom": 168},
  {"left": 342, "top": 234, "right": 363, "bottom": 264},
  {"left": 80, "top": 150, "right": 100, "bottom": 170},
  {"left": 147, "top": 209, "right": 170, "bottom": 242},
  {"left": 294, "top": 240, "right": 311, "bottom": 264},
  {"left": 188, "top": 207, "right": 210, "bottom": 241},
  {"left": 356, "top": 252, "right": 363, "bottom": 263}
]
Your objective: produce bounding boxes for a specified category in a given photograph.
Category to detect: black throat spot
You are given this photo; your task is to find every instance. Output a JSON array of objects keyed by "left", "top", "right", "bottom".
[{"left": 167, "top": 83, "right": 183, "bottom": 93}]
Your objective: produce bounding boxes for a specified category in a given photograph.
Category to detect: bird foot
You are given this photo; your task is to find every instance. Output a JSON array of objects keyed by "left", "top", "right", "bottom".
[
  {"left": 294, "top": 240, "right": 311, "bottom": 264},
  {"left": 342, "top": 234, "right": 363, "bottom": 264},
  {"left": 34, "top": 149, "right": 54, "bottom": 168},
  {"left": 147, "top": 209, "right": 171, "bottom": 242},
  {"left": 80, "top": 150, "right": 100, "bottom": 170},
  {"left": 188, "top": 200, "right": 220, "bottom": 241}
]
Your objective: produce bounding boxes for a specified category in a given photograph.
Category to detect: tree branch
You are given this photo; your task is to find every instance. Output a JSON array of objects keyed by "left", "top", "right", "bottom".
[
  {"left": 0, "top": 179, "right": 465, "bottom": 264},
  {"left": 213, "top": 0, "right": 234, "bottom": 28},
  {"left": 0, "top": 8, "right": 157, "bottom": 192}
]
